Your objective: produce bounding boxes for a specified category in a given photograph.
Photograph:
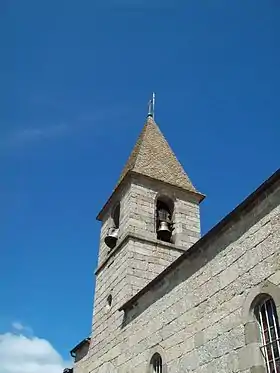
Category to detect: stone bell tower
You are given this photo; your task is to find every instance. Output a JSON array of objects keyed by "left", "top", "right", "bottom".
[{"left": 87, "top": 100, "right": 204, "bottom": 367}]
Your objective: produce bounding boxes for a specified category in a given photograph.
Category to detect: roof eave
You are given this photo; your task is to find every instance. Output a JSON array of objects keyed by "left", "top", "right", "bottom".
[
  {"left": 96, "top": 170, "right": 205, "bottom": 221},
  {"left": 70, "top": 337, "right": 91, "bottom": 357},
  {"left": 96, "top": 174, "right": 132, "bottom": 221}
]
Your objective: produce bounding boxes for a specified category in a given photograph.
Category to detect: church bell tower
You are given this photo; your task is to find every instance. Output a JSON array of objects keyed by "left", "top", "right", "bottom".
[{"left": 88, "top": 96, "right": 204, "bottom": 362}]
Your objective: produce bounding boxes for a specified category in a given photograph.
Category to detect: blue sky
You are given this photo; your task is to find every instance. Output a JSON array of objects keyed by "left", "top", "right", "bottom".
[{"left": 0, "top": 0, "right": 279, "bottom": 370}]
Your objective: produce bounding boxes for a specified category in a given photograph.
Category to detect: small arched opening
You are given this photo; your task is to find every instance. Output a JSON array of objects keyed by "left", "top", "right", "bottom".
[
  {"left": 150, "top": 353, "right": 163, "bottom": 373},
  {"left": 155, "top": 196, "right": 174, "bottom": 243},
  {"left": 104, "top": 202, "right": 120, "bottom": 250},
  {"left": 112, "top": 202, "right": 120, "bottom": 229},
  {"left": 106, "top": 293, "right": 113, "bottom": 309}
]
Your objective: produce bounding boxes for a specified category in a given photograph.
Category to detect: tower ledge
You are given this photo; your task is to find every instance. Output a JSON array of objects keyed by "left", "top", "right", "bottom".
[{"left": 95, "top": 229, "right": 185, "bottom": 276}]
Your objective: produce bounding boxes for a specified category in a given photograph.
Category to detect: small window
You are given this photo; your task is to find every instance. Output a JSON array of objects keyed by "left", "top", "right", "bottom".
[
  {"left": 107, "top": 294, "right": 112, "bottom": 308},
  {"left": 150, "top": 353, "right": 162, "bottom": 373},
  {"left": 255, "top": 297, "right": 280, "bottom": 372}
]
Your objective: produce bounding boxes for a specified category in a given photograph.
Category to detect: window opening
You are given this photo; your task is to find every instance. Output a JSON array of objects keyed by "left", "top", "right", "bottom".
[
  {"left": 107, "top": 294, "right": 112, "bottom": 309},
  {"left": 255, "top": 297, "right": 280, "bottom": 372},
  {"left": 151, "top": 353, "right": 162, "bottom": 373}
]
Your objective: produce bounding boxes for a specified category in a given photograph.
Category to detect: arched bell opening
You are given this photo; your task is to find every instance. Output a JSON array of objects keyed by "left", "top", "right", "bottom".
[
  {"left": 104, "top": 202, "right": 120, "bottom": 250},
  {"left": 112, "top": 202, "right": 120, "bottom": 229},
  {"left": 155, "top": 196, "right": 174, "bottom": 243}
]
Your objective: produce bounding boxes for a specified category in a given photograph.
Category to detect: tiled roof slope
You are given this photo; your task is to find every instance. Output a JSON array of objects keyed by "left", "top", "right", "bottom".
[{"left": 116, "top": 116, "right": 197, "bottom": 192}]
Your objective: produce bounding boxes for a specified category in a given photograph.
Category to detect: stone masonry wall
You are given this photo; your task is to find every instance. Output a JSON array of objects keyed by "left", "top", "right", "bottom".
[
  {"left": 119, "top": 176, "right": 201, "bottom": 248},
  {"left": 78, "top": 182, "right": 280, "bottom": 373},
  {"left": 97, "top": 216, "right": 112, "bottom": 266},
  {"left": 126, "top": 238, "right": 183, "bottom": 296},
  {"left": 91, "top": 176, "right": 202, "bottom": 354},
  {"left": 97, "top": 176, "right": 201, "bottom": 268},
  {"left": 91, "top": 236, "right": 184, "bottom": 360},
  {"left": 173, "top": 198, "right": 200, "bottom": 249},
  {"left": 70, "top": 177, "right": 202, "bottom": 373},
  {"left": 96, "top": 182, "right": 130, "bottom": 266}
]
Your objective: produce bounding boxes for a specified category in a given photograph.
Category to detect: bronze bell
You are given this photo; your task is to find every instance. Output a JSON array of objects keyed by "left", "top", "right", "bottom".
[
  {"left": 157, "top": 221, "right": 172, "bottom": 242},
  {"left": 104, "top": 227, "right": 119, "bottom": 249}
]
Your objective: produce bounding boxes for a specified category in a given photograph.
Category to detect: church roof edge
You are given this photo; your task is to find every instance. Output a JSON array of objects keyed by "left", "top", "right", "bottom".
[{"left": 119, "top": 168, "right": 280, "bottom": 312}]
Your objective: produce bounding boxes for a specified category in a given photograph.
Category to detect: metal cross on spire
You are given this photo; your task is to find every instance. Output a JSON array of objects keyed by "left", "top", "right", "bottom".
[{"left": 148, "top": 92, "right": 156, "bottom": 119}]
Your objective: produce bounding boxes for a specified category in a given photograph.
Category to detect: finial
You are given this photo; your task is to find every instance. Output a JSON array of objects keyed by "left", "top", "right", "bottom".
[{"left": 147, "top": 92, "right": 156, "bottom": 119}]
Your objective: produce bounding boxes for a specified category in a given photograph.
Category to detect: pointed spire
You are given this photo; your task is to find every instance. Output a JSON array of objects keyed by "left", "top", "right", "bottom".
[
  {"left": 116, "top": 114, "right": 198, "bottom": 193},
  {"left": 148, "top": 92, "right": 156, "bottom": 119}
]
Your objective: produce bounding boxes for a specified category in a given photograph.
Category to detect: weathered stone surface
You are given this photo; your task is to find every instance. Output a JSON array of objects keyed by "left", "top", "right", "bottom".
[{"left": 72, "top": 119, "right": 280, "bottom": 373}]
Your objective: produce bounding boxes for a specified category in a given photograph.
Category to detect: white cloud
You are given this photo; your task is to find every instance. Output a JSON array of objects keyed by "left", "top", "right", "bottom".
[
  {"left": 11, "top": 322, "right": 33, "bottom": 336},
  {"left": 0, "top": 328, "right": 71, "bottom": 373},
  {"left": 5, "top": 123, "right": 69, "bottom": 147},
  {"left": 11, "top": 322, "right": 25, "bottom": 331}
]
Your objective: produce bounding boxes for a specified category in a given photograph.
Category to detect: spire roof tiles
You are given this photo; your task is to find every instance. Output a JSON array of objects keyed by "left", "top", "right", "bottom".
[{"left": 116, "top": 116, "right": 197, "bottom": 192}]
